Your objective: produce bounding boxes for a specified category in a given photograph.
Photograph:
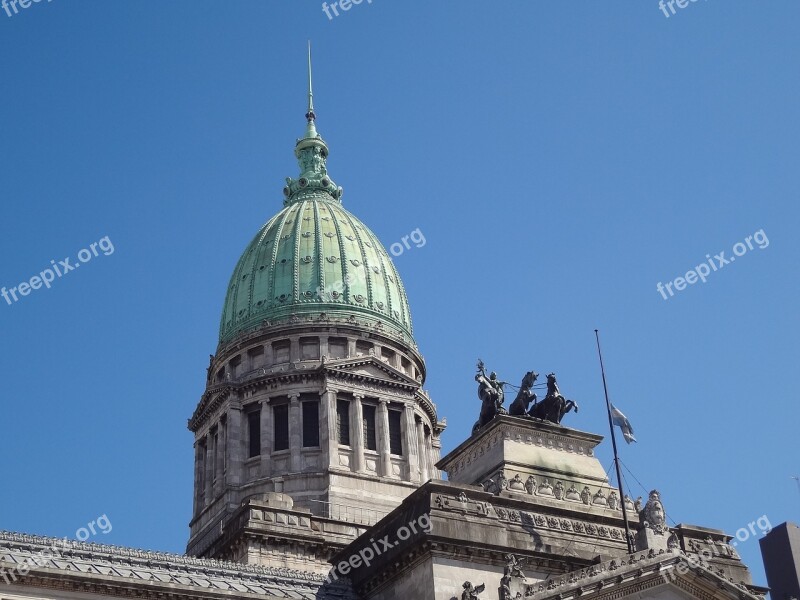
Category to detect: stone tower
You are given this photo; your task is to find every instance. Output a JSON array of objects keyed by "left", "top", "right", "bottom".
[{"left": 186, "top": 56, "right": 445, "bottom": 573}]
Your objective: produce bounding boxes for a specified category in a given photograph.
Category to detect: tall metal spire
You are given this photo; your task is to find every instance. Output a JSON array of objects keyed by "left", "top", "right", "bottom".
[
  {"left": 285, "top": 41, "right": 342, "bottom": 205},
  {"left": 306, "top": 40, "right": 315, "bottom": 122},
  {"left": 303, "top": 41, "right": 318, "bottom": 139}
]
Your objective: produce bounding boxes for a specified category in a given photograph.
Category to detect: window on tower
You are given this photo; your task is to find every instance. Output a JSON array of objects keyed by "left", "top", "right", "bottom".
[
  {"left": 302, "top": 399, "right": 320, "bottom": 447},
  {"left": 382, "top": 347, "right": 396, "bottom": 367},
  {"left": 337, "top": 399, "right": 350, "bottom": 446},
  {"left": 362, "top": 404, "right": 377, "bottom": 451},
  {"left": 273, "top": 340, "right": 290, "bottom": 364},
  {"left": 248, "top": 345, "right": 265, "bottom": 370},
  {"left": 300, "top": 337, "right": 320, "bottom": 361},
  {"left": 247, "top": 408, "right": 261, "bottom": 459},
  {"left": 329, "top": 337, "right": 347, "bottom": 359},
  {"left": 388, "top": 409, "right": 403, "bottom": 456},
  {"left": 274, "top": 404, "right": 289, "bottom": 451}
]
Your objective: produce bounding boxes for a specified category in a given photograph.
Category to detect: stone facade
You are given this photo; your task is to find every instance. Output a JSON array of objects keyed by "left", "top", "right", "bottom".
[
  {"left": 329, "top": 416, "right": 765, "bottom": 600},
  {"left": 187, "top": 321, "right": 445, "bottom": 573}
]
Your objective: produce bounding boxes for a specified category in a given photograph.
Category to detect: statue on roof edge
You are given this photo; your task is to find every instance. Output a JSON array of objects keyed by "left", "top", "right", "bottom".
[{"left": 473, "top": 360, "right": 507, "bottom": 434}]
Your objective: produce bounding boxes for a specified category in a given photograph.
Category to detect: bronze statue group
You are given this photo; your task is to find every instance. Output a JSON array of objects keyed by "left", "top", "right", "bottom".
[{"left": 473, "top": 360, "right": 578, "bottom": 434}]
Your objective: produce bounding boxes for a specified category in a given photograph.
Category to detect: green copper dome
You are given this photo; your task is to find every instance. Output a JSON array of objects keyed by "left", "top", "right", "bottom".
[{"left": 219, "top": 64, "right": 414, "bottom": 346}]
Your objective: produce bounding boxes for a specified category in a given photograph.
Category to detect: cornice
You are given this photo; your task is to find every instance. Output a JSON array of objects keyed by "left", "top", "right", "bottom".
[
  {"left": 190, "top": 356, "right": 439, "bottom": 432},
  {"left": 525, "top": 550, "right": 765, "bottom": 600}
]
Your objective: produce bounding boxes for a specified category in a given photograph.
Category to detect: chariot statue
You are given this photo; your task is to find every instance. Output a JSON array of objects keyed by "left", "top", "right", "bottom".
[
  {"left": 508, "top": 371, "right": 538, "bottom": 416},
  {"left": 527, "top": 373, "right": 578, "bottom": 424},
  {"left": 473, "top": 360, "right": 507, "bottom": 434}
]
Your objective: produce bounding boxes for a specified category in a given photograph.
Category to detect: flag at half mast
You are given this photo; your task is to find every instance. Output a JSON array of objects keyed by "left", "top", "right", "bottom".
[{"left": 610, "top": 404, "right": 637, "bottom": 444}]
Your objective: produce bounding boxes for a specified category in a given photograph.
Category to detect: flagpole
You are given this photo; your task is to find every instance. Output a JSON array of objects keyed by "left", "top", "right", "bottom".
[{"left": 594, "top": 329, "right": 634, "bottom": 554}]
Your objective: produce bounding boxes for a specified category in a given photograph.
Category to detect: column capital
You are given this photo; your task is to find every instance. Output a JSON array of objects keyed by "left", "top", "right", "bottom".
[
  {"left": 289, "top": 392, "right": 301, "bottom": 402},
  {"left": 378, "top": 397, "right": 389, "bottom": 405},
  {"left": 353, "top": 393, "right": 364, "bottom": 400},
  {"left": 258, "top": 398, "right": 270, "bottom": 405}
]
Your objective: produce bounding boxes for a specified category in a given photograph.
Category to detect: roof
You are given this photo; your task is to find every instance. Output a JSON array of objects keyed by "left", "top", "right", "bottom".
[
  {"left": 0, "top": 531, "right": 356, "bottom": 600},
  {"left": 219, "top": 198, "right": 414, "bottom": 347},
  {"left": 218, "top": 97, "right": 414, "bottom": 347}
]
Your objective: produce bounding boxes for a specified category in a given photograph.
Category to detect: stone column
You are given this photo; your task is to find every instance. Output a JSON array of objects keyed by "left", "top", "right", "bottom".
[
  {"left": 260, "top": 399, "right": 272, "bottom": 477},
  {"left": 429, "top": 431, "right": 441, "bottom": 480},
  {"left": 320, "top": 336, "right": 329, "bottom": 360},
  {"left": 403, "top": 404, "right": 420, "bottom": 482},
  {"left": 289, "top": 393, "right": 302, "bottom": 473},
  {"left": 416, "top": 419, "right": 429, "bottom": 482},
  {"left": 347, "top": 339, "right": 357, "bottom": 359},
  {"left": 193, "top": 440, "right": 203, "bottom": 514},
  {"left": 320, "top": 389, "right": 337, "bottom": 469},
  {"left": 351, "top": 394, "right": 366, "bottom": 473},
  {"left": 215, "top": 422, "right": 226, "bottom": 496},
  {"left": 264, "top": 343, "right": 274, "bottom": 368},
  {"left": 377, "top": 399, "right": 392, "bottom": 477},
  {"left": 203, "top": 434, "right": 214, "bottom": 505},
  {"left": 289, "top": 337, "right": 301, "bottom": 363},
  {"left": 226, "top": 406, "right": 243, "bottom": 486}
]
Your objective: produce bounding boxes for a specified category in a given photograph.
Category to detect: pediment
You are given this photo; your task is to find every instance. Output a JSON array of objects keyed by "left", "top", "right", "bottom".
[
  {"left": 323, "top": 356, "right": 419, "bottom": 388},
  {"left": 528, "top": 551, "right": 764, "bottom": 600}
]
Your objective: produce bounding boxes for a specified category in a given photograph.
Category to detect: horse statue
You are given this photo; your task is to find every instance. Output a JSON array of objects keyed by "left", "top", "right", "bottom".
[
  {"left": 528, "top": 373, "right": 578, "bottom": 424},
  {"left": 472, "top": 360, "right": 507, "bottom": 434},
  {"left": 508, "top": 371, "right": 538, "bottom": 416}
]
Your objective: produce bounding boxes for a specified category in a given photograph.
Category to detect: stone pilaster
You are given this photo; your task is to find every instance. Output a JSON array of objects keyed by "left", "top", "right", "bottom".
[
  {"left": 416, "top": 419, "right": 428, "bottom": 482},
  {"left": 226, "top": 406, "right": 243, "bottom": 486},
  {"left": 264, "top": 343, "right": 274, "bottom": 367},
  {"left": 351, "top": 394, "right": 365, "bottom": 473},
  {"left": 430, "top": 431, "right": 442, "bottom": 480},
  {"left": 204, "top": 433, "right": 214, "bottom": 505},
  {"left": 193, "top": 440, "right": 203, "bottom": 514},
  {"left": 215, "top": 422, "right": 225, "bottom": 496},
  {"left": 403, "top": 403, "right": 420, "bottom": 482},
  {"left": 289, "top": 393, "right": 302, "bottom": 472},
  {"left": 260, "top": 399, "right": 272, "bottom": 477},
  {"left": 377, "top": 399, "right": 392, "bottom": 477},
  {"left": 321, "top": 389, "right": 337, "bottom": 469},
  {"left": 289, "top": 337, "right": 300, "bottom": 363}
]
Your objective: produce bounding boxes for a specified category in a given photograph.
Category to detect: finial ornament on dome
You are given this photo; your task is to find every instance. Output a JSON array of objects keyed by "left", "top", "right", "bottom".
[
  {"left": 282, "top": 42, "right": 343, "bottom": 205},
  {"left": 306, "top": 40, "right": 316, "bottom": 124}
]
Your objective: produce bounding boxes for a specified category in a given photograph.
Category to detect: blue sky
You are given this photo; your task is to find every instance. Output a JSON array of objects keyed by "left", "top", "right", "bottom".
[{"left": 1, "top": 0, "right": 798, "bottom": 586}]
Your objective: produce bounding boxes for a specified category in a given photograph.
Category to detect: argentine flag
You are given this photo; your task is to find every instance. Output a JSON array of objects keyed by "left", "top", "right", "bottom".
[{"left": 610, "top": 404, "right": 637, "bottom": 444}]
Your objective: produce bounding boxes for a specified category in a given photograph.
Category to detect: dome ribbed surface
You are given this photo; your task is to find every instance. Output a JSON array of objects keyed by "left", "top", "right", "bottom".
[{"left": 219, "top": 198, "right": 413, "bottom": 345}]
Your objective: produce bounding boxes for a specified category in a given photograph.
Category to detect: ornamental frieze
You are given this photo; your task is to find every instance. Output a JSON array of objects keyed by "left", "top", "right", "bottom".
[{"left": 431, "top": 494, "right": 626, "bottom": 544}]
